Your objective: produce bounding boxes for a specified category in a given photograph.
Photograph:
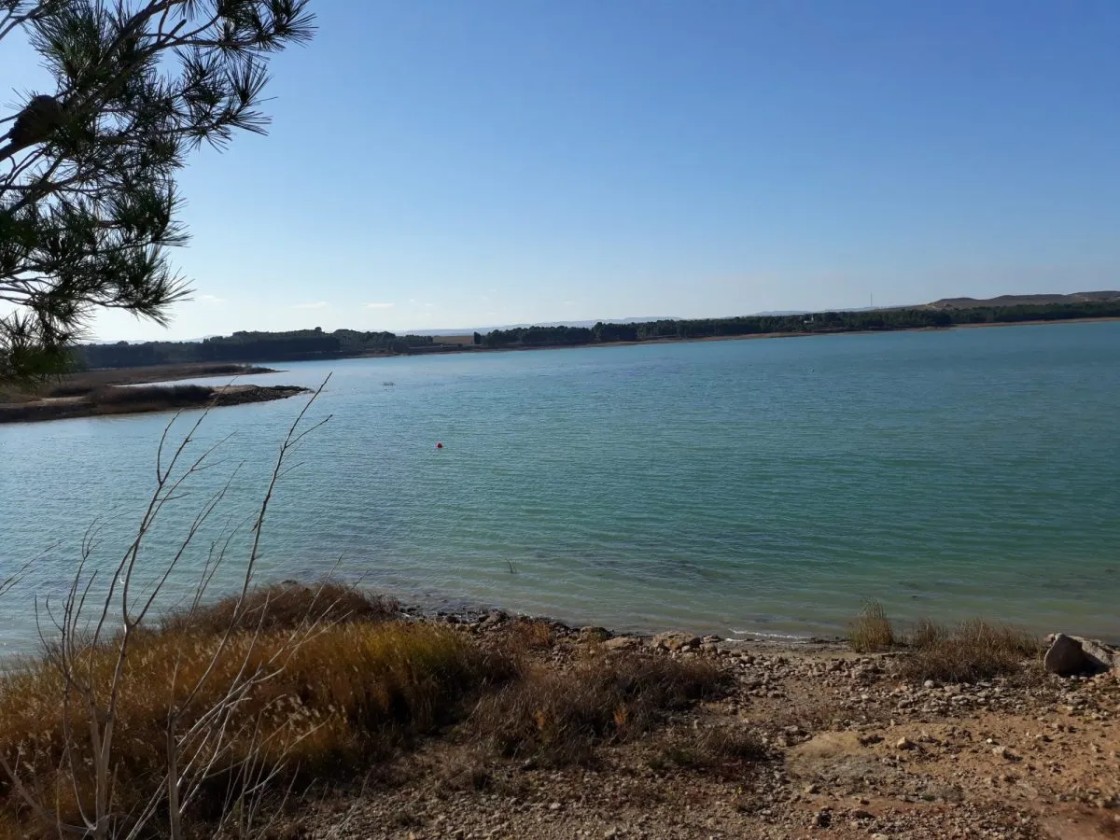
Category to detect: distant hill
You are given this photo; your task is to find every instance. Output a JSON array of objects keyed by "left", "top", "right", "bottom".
[{"left": 927, "top": 291, "right": 1120, "bottom": 310}]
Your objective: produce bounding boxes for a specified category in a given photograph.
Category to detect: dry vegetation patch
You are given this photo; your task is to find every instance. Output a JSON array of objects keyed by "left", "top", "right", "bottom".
[
  {"left": 845, "top": 603, "right": 1042, "bottom": 684},
  {"left": 899, "top": 618, "right": 1042, "bottom": 683},
  {"left": 0, "top": 597, "right": 512, "bottom": 838},
  {"left": 847, "top": 600, "right": 895, "bottom": 652},
  {"left": 159, "top": 580, "right": 399, "bottom": 636},
  {"left": 648, "top": 725, "right": 770, "bottom": 779},
  {"left": 471, "top": 652, "right": 729, "bottom": 766}
]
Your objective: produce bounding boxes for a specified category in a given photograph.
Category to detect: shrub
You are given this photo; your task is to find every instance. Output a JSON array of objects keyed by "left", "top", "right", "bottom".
[
  {"left": 0, "top": 618, "right": 513, "bottom": 838},
  {"left": 899, "top": 619, "right": 1042, "bottom": 683},
  {"left": 847, "top": 600, "right": 895, "bottom": 652},
  {"left": 909, "top": 616, "right": 949, "bottom": 649},
  {"left": 471, "top": 653, "right": 728, "bottom": 766},
  {"left": 159, "top": 580, "right": 398, "bottom": 636},
  {"left": 91, "top": 384, "right": 213, "bottom": 407},
  {"left": 650, "top": 726, "right": 769, "bottom": 778}
]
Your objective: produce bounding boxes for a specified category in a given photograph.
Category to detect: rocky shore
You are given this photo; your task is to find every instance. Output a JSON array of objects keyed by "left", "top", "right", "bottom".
[{"left": 285, "top": 607, "right": 1119, "bottom": 840}]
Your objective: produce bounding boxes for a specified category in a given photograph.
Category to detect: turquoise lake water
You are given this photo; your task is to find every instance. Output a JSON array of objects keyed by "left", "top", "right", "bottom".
[{"left": 1, "top": 322, "right": 1118, "bottom": 653}]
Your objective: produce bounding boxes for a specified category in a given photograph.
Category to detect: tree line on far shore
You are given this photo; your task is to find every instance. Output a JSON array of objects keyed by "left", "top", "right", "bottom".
[
  {"left": 479, "top": 299, "right": 1120, "bottom": 348},
  {"left": 76, "top": 328, "right": 437, "bottom": 368},
  {"left": 73, "top": 299, "right": 1120, "bottom": 369}
]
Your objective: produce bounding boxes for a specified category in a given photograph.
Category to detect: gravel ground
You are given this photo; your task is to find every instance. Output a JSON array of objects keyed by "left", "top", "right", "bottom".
[{"left": 286, "top": 611, "right": 1119, "bottom": 840}]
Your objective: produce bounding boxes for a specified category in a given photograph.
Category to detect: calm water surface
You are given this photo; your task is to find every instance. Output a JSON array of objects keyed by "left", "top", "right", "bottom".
[{"left": 2, "top": 322, "right": 1119, "bottom": 653}]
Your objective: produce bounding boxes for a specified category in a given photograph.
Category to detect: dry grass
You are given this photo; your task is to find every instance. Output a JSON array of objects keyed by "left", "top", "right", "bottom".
[
  {"left": 898, "top": 618, "right": 1042, "bottom": 683},
  {"left": 649, "top": 725, "right": 769, "bottom": 778},
  {"left": 909, "top": 616, "right": 949, "bottom": 649},
  {"left": 0, "top": 613, "right": 513, "bottom": 837},
  {"left": 437, "top": 747, "right": 496, "bottom": 793},
  {"left": 498, "top": 617, "right": 556, "bottom": 657},
  {"left": 160, "top": 580, "right": 399, "bottom": 636},
  {"left": 847, "top": 600, "right": 896, "bottom": 652},
  {"left": 471, "top": 653, "right": 728, "bottom": 767}
]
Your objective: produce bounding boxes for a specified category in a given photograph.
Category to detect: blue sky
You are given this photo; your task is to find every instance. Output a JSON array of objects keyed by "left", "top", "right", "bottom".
[{"left": 5, "top": 1, "right": 1120, "bottom": 339}]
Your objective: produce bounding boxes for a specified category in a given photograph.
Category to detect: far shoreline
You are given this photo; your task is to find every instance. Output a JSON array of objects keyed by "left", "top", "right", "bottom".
[
  {"left": 480, "top": 314, "right": 1120, "bottom": 356},
  {"left": 0, "top": 363, "right": 309, "bottom": 425},
  {"left": 0, "top": 381, "right": 309, "bottom": 425}
]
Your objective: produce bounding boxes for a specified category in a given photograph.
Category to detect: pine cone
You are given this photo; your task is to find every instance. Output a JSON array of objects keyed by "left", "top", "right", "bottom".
[{"left": 6, "top": 95, "right": 64, "bottom": 148}]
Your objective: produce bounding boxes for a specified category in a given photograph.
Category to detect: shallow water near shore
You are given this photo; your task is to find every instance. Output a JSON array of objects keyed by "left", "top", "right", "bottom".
[{"left": 2, "top": 321, "right": 1119, "bottom": 654}]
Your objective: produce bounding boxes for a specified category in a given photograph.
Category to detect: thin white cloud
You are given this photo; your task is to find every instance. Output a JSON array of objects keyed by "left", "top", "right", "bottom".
[
  {"left": 197, "top": 294, "right": 226, "bottom": 304},
  {"left": 365, "top": 302, "right": 395, "bottom": 310},
  {"left": 292, "top": 301, "right": 329, "bottom": 310}
]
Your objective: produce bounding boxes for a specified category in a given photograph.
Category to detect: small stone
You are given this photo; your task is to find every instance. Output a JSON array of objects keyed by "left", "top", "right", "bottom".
[
  {"left": 923, "top": 679, "right": 936, "bottom": 689},
  {"left": 602, "top": 636, "right": 638, "bottom": 651},
  {"left": 896, "top": 737, "right": 915, "bottom": 750},
  {"left": 652, "top": 631, "right": 702, "bottom": 651},
  {"left": 549, "top": 802, "right": 562, "bottom": 811},
  {"left": 993, "top": 745, "right": 1021, "bottom": 762},
  {"left": 813, "top": 809, "right": 832, "bottom": 828},
  {"left": 480, "top": 610, "right": 506, "bottom": 628}
]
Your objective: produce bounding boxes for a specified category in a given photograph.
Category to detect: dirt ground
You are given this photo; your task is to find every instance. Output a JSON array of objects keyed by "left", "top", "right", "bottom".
[{"left": 288, "top": 616, "right": 1119, "bottom": 840}]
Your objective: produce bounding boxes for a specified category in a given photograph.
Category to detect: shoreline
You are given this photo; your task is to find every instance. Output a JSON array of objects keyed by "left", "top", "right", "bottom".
[
  {"left": 0, "top": 580, "right": 1116, "bottom": 838},
  {"left": 71, "top": 361, "right": 281, "bottom": 386},
  {"left": 393, "top": 592, "right": 1120, "bottom": 651},
  {"left": 59, "top": 313, "right": 1120, "bottom": 374},
  {"left": 0, "top": 363, "right": 305, "bottom": 424},
  {"left": 0, "top": 382, "right": 308, "bottom": 424},
  {"left": 481, "top": 314, "right": 1120, "bottom": 355},
  {"left": 337, "top": 577, "right": 1120, "bottom": 649}
]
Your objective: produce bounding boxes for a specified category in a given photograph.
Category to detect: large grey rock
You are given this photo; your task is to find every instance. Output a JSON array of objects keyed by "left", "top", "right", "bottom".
[
  {"left": 1079, "top": 637, "right": 1120, "bottom": 672},
  {"left": 1044, "top": 633, "right": 1089, "bottom": 675},
  {"left": 1044, "top": 633, "right": 1119, "bottom": 675}
]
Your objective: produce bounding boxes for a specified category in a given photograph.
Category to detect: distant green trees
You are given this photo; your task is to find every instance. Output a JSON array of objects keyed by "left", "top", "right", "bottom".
[
  {"left": 479, "top": 300, "right": 1120, "bottom": 349},
  {"left": 70, "top": 298, "right": 1120, "bottom": 369},
  {"left": 76, "top": 329, "right": 434, "bottom": 368}
]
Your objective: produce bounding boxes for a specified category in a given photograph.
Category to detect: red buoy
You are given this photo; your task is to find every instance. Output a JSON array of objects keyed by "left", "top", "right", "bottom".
[{"left": 436, "top": 442, "right": 443, "bottom": 449}]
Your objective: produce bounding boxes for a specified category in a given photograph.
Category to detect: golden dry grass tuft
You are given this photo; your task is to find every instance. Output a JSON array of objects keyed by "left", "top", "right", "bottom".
[
  {"left": 899, "top": 618, "right": 1042, "bottom": 683},
  {"left": 847, "top": 600, "right": 896, "bottom": 652},
  {"left": 0, "top": 615, "right": 512, "bottom": 837},
  {"left": 471, "top": 653, "right": 729, "bottom": 767},
  {"left": 160, "top": 580, "right": 399, "bottom": 636}
]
